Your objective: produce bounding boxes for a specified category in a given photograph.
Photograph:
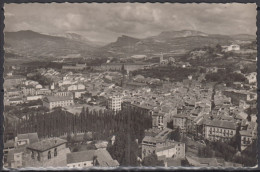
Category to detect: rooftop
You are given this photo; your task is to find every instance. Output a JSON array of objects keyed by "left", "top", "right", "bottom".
[
  {"left": 43, "top": 96, "right": 73, "bottom": 102},
  {"left": 27, "top": 138, "right": 67, "bottom": 152},
  {"left": 203, "top": 119, "right": 236, "bottom": 130},
  {"left": 66, "top": 149, "right": 119, "bottom": 167},
  {"left": 17, "top": 133, "right": 39, "bottom": 144}
]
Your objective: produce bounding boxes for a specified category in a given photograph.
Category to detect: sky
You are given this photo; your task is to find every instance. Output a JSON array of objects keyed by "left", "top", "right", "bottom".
[{"left": 4, "top": 3, "right": 257, "bottom": 43}]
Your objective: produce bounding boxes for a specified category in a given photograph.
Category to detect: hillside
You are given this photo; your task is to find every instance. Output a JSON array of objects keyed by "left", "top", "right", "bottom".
[
  {"left": 4, "top": 30, "right": 96, "bottom": 61},
  {"left": 4, "top": 30, "right": 256, "bottom": 62},
  {"left": 95, "top": 30, "right": 240, "bottom": 58}
]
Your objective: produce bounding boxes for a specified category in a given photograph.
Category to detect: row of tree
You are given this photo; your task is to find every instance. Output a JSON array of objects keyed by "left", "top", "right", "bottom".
[{"left": 15, "top": 106, "right": 152, "bottom": 143}]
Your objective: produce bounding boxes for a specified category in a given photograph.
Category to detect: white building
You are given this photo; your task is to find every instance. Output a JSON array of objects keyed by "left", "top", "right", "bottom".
[
  {"left": 222, "top": 44, "right": 240, "bottom": 52},
  {"left": 107, "top": 96, "right": 122, "bottom": 112},
  {"left": 43, "top": 96, "right": 74, "bottom": 110},
  {"left": 245, "top": 72, "right": 257, "bottom": 84},
  {"left": 203, "top": 119, "right": 236, "bottom": 142}
]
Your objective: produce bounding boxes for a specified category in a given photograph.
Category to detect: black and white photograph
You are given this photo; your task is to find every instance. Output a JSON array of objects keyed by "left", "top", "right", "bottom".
[{"left": 2, "top": 2, "right": 258, "bottom": 169}]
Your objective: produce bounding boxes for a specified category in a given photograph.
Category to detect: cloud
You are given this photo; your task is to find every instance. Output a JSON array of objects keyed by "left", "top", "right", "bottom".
[{"left": 4, "top": 3, "right": 257, "bottom": 43}]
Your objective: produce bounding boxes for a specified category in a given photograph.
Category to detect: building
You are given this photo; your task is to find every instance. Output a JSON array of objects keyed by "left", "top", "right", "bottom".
[
  {"left": 22, "top": 86, "right": 36, "bottom": 96},
  {"left": 107, "top": 95, "right": 122, "bottom": 112},
  {"left": 152, "top": 112, "right": 165, "bottom": 130},
  {"left": 3, "top": 140, "right": 15, "bottom": 164},
  {"left": 26, "top": 138, "right": 70, "bottom": 167},
  {"left": 43, "top": 96, "right": 74, "bottom": 110},
  {"left": 35, "top": 88, "right": 52, "bottom": 96},
  {"left": 52, "top": 91, "right": 73, "bottom": 97},
  {"left": 245, "top": 72, "right": 257, "bottom": 84},
  {"left": 8, "top": 97, "right": 24, "bottom": 105},
  {"left": 221, "top": 44, "right": 240, "bottom": 52},
  {"left": 223, "top": 90, "right": 257, "bottom": 106},
  {"left": 26, "top": 95, "right": 43, "bottom": 101},
  {"left": 15, "top": 133, "right": 39, "bottom": 147},
  {"left": 202, "top": 119, "right": 236, "bottom": 142},
  {"left": 142, "top": 137, "right": 185, "bottom": 160},
  {"left": 4, "top": 75, "right": 26, "bottom": 87},
  {"left": 141, "top": 128, "right": 185, "bottom": 160},
  {"left": 66, "top": 149, "right": 119, "bottom": 168},
  {"left": 186, "top": 155, "right": 242, "bottom": 167},
  {"left": 240, "top": 122, "right": 257, "bottom": 151},
  {"left": 62, "top": 63, "right": 86, "bottom": 70},
  {"left": 6, "top": 147, "right": 25, "bottom": 168},
  {"left": 172, "top": 114, "right": 189, "bottom": 132},
  {"left": 62, "top": 84, "right": 85, "bottom": 91}
]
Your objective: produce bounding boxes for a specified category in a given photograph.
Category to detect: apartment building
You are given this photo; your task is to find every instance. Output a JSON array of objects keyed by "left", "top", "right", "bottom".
[
  {"left": 107, "top": 96, "right": 122, "bottom": 112},
  {"left": 203, "top": 119, "right": 236, "bottom": 142}
]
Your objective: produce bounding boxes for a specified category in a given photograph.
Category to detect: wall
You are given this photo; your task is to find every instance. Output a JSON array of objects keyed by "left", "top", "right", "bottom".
[{"left": 67, "top": 160, "right": 93, "bottom": 168}]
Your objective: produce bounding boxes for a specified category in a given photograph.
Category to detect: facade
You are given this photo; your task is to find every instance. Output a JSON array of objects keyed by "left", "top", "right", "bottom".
[
  {"left": 26, "top": 138, "right": 70, "bottom": 167},
  {"left": 26, "top": 95, "right": 43, "bottom": 101},
  {"left": 7, "top": 147, "right": 25, "bottom": 168},
  {"left": 203, "top": 119, "right": 236, "bottom": 142},
  {"left": 240, "top": 122, "right": 257, "bottom": 151},
  {"left": 107, "top": 96, "right": 122, "bottom": 112},
  {"left": 152, "top": 112, "right": 165, "bottom": 130},
  {"left": 36, "top": 88, "right": 52, "bottom": 96},
  {"left": 141, "top": 136, "right": 185, "bottom": 160},
  {"left": 43, "top": 96, "right": 74, "bottom": 110},
  {"left": 4, "top": 75, "right": 26, "bottom": 87},
  {"left": 172, "top": 114, "right": 189, "bottom": 132},
  {"left": 52, "top": 91, "right": 73, "bottom": 97},
  {"left": 22, "top": 86, "right": 36, "bottom": 96}
]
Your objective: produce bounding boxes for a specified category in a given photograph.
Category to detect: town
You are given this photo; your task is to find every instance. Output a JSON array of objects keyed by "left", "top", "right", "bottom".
[{"left": 3, "top": 39, "right": 257, "bottom": 168}]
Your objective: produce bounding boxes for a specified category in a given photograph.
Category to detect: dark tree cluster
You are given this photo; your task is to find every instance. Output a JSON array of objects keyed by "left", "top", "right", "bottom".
[
  {"left": 16, "top": 106, "right": 152, "bottom": 143},
  {"left": 205, "top": 70, "right": 247, "bottom": 84}
]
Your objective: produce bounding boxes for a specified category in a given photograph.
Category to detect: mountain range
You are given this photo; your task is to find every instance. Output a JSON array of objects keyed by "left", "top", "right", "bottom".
[{"left": 4, "top": 30, "right": 256, "bottom": 61}]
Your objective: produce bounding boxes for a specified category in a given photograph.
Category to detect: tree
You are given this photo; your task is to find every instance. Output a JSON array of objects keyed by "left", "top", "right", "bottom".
[
  {"left": 83, "top": 132, "right": 89, "bottom": 143},
  {"left": 168, "top": 127, "right": 181, "bottom": 141},
  {"left": 215, "top": 44, "right": 222, "bottom": 53},
  {"left": 142, "top": 153, "right": 164, "bottom": 167}
]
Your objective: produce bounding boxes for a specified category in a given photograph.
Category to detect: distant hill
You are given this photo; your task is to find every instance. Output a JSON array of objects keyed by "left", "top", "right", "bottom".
[
  {"left": 231, "top": 34, "right": 256, "bottom": 41},
  {"left": 4, "top": 30, "right": 96, "bottom": 60},
  {"left": 4, "top": 30, "right": 256, "bottom": 62},
  {"left": 95, "top": 30, "right": 249, "bottom": 58},
  {"left": 49, "top": 32, "right": 107, "bottom": 47}
]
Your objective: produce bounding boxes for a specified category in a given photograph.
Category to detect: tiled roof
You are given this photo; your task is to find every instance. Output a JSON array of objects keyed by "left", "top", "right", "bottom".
[
  {"left": 203, "top": 119, "right": 236, "bottom": 130},
  {"left": 67, "top": 149, "right": 119, "bottom": 167},
  {"left": 27, "top": 138, "right": 67, "bottom": 152},
  {"left": 67, "top": 150, "right": 95, "bottom": 164},
  {"left": 44, "top": 96, "right": 73, "bottom": 102}
]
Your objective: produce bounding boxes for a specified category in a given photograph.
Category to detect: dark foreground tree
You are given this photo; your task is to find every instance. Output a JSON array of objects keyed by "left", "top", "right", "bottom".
[{"left": 142, "top": 153, "right": 164, "bottom": 167}]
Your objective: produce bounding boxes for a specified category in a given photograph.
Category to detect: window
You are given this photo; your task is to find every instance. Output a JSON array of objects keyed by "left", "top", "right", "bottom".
[
  {"left": 54, "top": 148, "right": 57, "bottom": 157},
  {"left": 84, "top": 163, "right": 86, "bottom": 166},
  {"left": 78, "top": 164, "right": 80, "bottom": 167},
  {"left": 31, "top": 151, "right": 35, "bottom": 159},
  {"left": 48, "top": 151, "right": 51, "bottom": 159}
]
